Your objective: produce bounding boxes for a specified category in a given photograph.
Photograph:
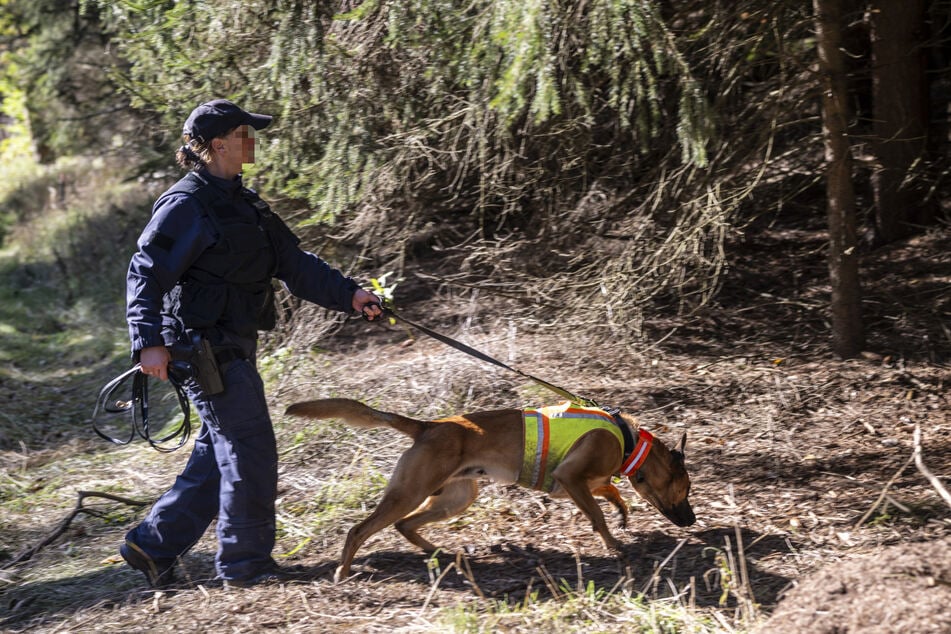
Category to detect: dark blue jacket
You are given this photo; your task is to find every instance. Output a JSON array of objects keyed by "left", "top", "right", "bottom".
[{"left": 127, "top": 170, "right": 357, "bottom": 354}]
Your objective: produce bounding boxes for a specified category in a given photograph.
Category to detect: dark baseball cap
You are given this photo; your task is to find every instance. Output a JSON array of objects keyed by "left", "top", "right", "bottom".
[{"left": 182, "top": 99, "right": 272, "bottom": 143}]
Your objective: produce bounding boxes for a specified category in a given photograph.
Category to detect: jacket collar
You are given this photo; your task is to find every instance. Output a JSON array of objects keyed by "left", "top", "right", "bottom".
[{"left": 197, "top": 168, "right": 243, "bottom": 197}]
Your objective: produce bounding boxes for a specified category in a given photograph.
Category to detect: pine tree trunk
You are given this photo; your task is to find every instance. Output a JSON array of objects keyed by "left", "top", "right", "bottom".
[
  {"left": 814, "top": 0, "right": 864, "bottom": 358},
  {"left": 870, "top": 0, "right": 932, "bottom": 244}
]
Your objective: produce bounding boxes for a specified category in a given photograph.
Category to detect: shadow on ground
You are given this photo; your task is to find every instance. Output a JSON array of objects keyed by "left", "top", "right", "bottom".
[{"left": 343, "top": 528, "right": 792, "bottom": 610}]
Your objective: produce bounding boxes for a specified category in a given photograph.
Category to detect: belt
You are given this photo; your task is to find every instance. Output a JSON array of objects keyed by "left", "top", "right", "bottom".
[{"left": 214, "top": 346, "right": 246, "bottom": 367}]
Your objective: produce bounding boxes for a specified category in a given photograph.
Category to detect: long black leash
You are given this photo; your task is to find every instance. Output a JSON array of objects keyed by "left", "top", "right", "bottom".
[
  {"left": 91, "top": 362, "right": 193, "bottom": 453},
  {"left": 364, "top": 304, "right": 640, "bottom": 462},
  {"left": 367, "top": 303, "right": 602, "bottom": 409}
]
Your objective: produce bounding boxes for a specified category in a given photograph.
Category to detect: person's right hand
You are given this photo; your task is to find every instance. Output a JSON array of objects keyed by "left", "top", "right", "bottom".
[
  {"left": 352, "top": 288, "right": 383, "bottom": 320},
  {"left": 139, "top": 345, "right": 171, "bottom": 381}
]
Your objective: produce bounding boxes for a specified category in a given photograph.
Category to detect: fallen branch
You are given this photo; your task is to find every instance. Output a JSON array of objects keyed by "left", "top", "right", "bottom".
[
  {"left": 913, "top": 425, "right": 951, "bottom": 510},
  {"left": 2, "top": 490, "right": 150, "bottom": 569},
  {"left": 854, "top": 453, "right": 913, "bottom": 529}
]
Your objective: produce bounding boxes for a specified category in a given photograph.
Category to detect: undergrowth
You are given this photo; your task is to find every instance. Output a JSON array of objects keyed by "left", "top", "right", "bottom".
[
  {"left": 438, "top": 589, "right": 722, "bottom": 634},
  {"left": 0, "top": 153, "right": 153, "bottom": 450}
]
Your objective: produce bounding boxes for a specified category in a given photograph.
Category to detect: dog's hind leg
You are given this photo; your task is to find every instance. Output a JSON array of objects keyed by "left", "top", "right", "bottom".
[
  {"left": 395, "top": 479, "right": 479, "bottom": 552},
  {"left": 336, "top": 444, "right": 457, "bottom": 582},
  {"left": 336, "top": 487, "right": 433, "bottom": 583}
]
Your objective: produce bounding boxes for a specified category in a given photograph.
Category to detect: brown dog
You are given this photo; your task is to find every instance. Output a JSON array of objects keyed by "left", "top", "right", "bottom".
[{"left": 285, "top": 398, "right": 695, "bottom": 581}]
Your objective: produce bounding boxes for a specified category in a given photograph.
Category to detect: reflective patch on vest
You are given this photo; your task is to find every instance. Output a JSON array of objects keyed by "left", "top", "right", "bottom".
[{"left": 517, "top": 402, "right": 624, "bottom": 492}]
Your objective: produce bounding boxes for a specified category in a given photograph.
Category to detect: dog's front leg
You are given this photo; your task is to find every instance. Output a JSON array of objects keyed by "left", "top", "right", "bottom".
[
  {"left": 552, "top": 433, "right": 626, "bottom": 553},
  {"left": 591, "top": 483, "right": 629, "bottom": 529},
  {"left": 556, "top": 478, "right": 624, "bottom": 552}
]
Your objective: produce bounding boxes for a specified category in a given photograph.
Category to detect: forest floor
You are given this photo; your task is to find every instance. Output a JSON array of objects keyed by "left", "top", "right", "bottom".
[{"left": 0, "top": 212, "right": 949, "bottom": 632}]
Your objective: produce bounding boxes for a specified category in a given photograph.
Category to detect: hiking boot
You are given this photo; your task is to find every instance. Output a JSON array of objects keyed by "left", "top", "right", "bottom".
[
  {"left": 119, "top": 541, "right": 177, "bottom": 589},
  {"left": 222, "top": 563, "right": 308, "bottom": 589}
]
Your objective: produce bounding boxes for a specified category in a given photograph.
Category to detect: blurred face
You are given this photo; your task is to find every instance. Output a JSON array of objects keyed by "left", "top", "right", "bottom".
[
  {"left": 234, "top": 125, "right": 257, "bottom": 165},
  {"left": 211, "top": 125, "right": 256, "bottom": 177}
]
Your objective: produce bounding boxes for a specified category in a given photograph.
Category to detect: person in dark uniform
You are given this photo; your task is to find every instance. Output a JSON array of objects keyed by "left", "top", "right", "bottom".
[{"left": 120, "top": 99, "right": 382, "bottom": 588}]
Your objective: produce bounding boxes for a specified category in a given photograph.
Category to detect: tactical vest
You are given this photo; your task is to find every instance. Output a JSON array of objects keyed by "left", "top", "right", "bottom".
[
  {"left": 159, "top": 171, "right": 294, "bottom": 338},
  {"left": 518, "top": 402, "right": 625, "bottom": 492}
]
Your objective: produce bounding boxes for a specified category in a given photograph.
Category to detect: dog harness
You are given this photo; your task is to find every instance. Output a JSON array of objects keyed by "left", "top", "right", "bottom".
[{"left": 518, "top": 402, "right": 654, "bottom": 491}]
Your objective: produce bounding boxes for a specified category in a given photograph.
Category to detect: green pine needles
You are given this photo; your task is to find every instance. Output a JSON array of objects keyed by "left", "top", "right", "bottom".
[
  {"left": 81, "top": 1, "right": 807, "bottom": 332},
  {"left": 89, "top": 0, "right": 714, "bottom": 217}
]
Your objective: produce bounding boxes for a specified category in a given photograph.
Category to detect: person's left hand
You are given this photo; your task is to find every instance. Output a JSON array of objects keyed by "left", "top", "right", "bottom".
[{"left": 352, "top": 288, "right": 383, "bottom": 320}]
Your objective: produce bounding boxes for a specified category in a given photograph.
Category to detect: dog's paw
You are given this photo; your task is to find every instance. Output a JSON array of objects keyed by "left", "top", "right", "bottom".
[
  {"left": 605, "top": 537, "right": 625, "bottom": 553},
  {"left": 333, "top": 565, "right": 351, "bottom": 584}
]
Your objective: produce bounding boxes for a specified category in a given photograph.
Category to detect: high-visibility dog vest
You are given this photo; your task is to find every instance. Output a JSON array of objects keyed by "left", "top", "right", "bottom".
[{"left": 518, "top": 402, "right": 624, "bottom": 492}]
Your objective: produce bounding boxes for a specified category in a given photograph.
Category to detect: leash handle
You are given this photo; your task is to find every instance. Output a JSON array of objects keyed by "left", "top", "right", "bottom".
[
  {"left": 361, "top": 302, "right": 385, "bottom": 322},
  {"left": 91, "top": 364, "right": 193, "bottom": 453},
  {"left": 368, "top": 302, "right": 599, "bottom": 408},
  {"left": 91, "top": 364, "right": 142, "bottom": 446}
]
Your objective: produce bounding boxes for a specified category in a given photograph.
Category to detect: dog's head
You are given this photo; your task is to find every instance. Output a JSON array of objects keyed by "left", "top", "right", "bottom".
[{"left": 626, "top": 430, "right": 695, "bottom": 527}]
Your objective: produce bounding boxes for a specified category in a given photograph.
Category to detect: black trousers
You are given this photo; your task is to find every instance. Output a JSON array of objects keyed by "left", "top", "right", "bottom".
[{"left": 125, "top": 359, "right": 278, "bottom": 581}]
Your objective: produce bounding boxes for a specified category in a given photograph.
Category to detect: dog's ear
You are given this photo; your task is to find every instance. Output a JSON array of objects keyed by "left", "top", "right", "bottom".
[{"left": 678, "top": 432, "right": 687, "bottom": 455}]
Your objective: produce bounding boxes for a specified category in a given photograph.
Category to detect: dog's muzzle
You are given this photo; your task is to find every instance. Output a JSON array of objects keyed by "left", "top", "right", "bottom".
[{"left": 665, "top": 499, "right": 696, "bottom": 527}]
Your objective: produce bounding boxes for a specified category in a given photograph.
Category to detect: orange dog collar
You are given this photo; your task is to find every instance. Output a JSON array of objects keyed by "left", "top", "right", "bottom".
[{"left": 619, "top": 429, "right": 654, "bottom": 476}]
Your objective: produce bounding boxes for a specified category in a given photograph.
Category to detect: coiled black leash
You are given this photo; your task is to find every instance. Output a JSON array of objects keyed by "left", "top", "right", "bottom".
[
  {"left": 364, "top": 302, "right": 601, "bottom": 409},
  {"left": 91, "top": 362, "right": 194, "bottom": 453}
]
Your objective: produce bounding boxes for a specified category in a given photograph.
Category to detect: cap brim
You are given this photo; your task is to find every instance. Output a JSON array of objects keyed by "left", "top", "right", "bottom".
[{"left": 246, "top": 113, "right": 272, "bottom": 130}]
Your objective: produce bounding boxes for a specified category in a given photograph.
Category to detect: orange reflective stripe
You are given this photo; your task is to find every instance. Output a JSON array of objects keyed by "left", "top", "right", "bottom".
[{"left": 520, "top": 410, "right": 552, "bottom": 489}]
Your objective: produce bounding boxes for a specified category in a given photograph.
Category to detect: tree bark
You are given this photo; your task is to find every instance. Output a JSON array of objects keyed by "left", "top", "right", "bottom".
[
  {"left": 814, "top": 0, "right": 864, "bottom": 358},
  {"left": 870, "top": 0, "right": 932, "bottom": 244}
]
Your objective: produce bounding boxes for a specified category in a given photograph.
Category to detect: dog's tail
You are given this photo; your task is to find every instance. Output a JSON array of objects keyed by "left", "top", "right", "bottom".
[{"left": 284, "top": 398, "right": 426, "bottom": 439}]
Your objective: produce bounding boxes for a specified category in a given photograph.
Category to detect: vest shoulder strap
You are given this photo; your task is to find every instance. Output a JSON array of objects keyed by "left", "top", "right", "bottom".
[
  {"left": 160, "top": 171, "right": 216, "bottom": 208},
  {"left": 158, "top": 171, "right": 227, "bottom": 234}
]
